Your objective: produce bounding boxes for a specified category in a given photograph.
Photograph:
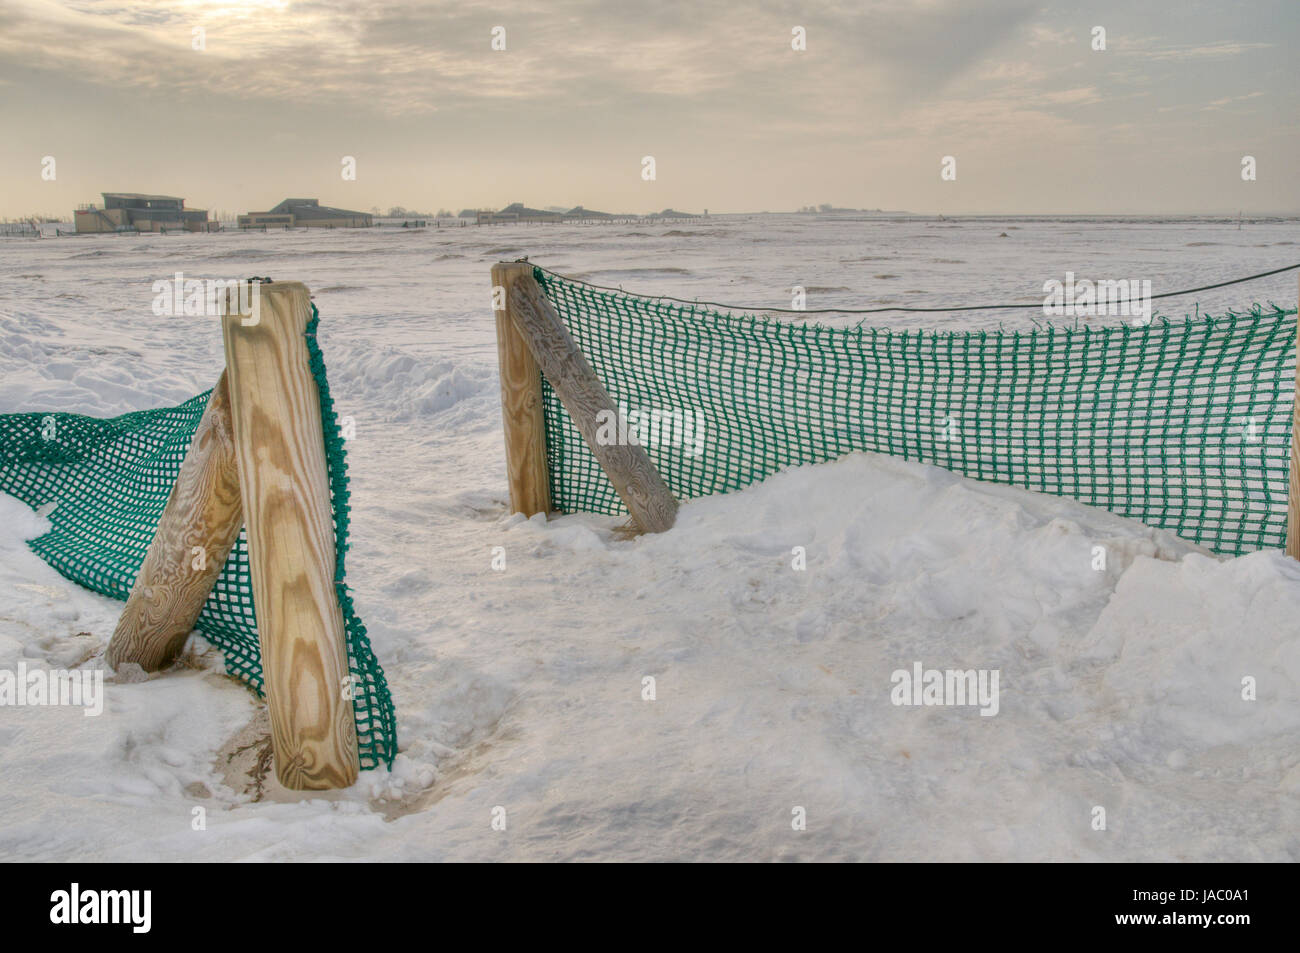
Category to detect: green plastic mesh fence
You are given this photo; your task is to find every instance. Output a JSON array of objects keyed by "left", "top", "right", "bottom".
[
  {"left": 534, "top": 267, "right": 1298, "bottom": 557},
  {"left": 0, "top": 304, "right": 396, "bottom": 770}
]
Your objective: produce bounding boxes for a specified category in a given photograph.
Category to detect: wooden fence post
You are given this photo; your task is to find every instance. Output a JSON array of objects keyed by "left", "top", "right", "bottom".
[
  {"left": 1288, "top": 271, "right": 1300, "bottom": 559},
  {"left": 107, "top": 371, "right": 243, "bottom": 671},
  {"left": 492, "top": 262, "right": 552, "bottom": 517},
  {"left": 221, "top": 281, "right": 359, "bottom": 790},
  {"left": 507, "top": 272, "right": 677, "bottom": 533}
]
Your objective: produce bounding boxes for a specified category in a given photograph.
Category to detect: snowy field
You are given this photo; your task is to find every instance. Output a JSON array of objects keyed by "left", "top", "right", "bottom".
[{"left": 1, "top": 215, "right": 1298, "bottom": 861}]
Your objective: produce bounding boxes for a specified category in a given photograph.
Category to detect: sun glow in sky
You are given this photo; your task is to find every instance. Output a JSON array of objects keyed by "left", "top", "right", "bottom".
[{"left": 1, "top": 0, "right": 1297, "bottom": 218}]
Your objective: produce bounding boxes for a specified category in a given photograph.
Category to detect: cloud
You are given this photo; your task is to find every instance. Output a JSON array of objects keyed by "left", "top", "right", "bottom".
[
  {"left": 1, "top": 0, "right": 1295, "bottom": 216},
  {"left": 0, "top": 0, "right": 1041, "bottom": 117},
  {"left": 1027, "top": 24, "right": 1073, "bottom": 47},
  {"left": 1118, "top": 39, "right": 1273, "bottom": 60},
  {"left": 1203, "top": 90, "right": 1265, "bottom": 110},
  {"left": 1038, "top": 86, "right": 1102, "bottom": 105}
]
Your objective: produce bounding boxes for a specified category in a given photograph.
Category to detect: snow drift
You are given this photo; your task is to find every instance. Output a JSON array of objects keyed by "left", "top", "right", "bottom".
[
  {"left": 2, "top": 217, "right": 1298, "bottom": 860},
  {"left": 1, "top": 449, "right": 1297, "bottom": 861}
]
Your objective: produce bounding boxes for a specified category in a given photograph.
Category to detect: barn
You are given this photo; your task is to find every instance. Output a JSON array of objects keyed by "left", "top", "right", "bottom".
[{"left": 238, "top": 198, "right": 372, "bottom": 229}]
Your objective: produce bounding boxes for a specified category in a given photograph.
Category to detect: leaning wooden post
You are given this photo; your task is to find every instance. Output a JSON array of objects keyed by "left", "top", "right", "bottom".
[
  {"left": 221, "top": 281, "right": 359, "bottom": 790},
  {"left": 107, "top": 371, "right": 243, "bottom": 671},
  {"left": 492, "top": 262, "right": 552, "bottom": 516},
  {"left": 507, "top": 273, "right": 678, "bottom": 533},
  {"left": 1288, "top": 271, "right": 1300, "bottom": 559}
]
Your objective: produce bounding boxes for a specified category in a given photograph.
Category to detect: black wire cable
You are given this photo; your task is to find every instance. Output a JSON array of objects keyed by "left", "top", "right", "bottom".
[{"left": 524, "top": 260, "right": 1300, "bottom": 315}]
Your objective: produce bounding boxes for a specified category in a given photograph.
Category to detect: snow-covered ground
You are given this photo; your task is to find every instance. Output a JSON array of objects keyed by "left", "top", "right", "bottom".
[{"left": 0, "top": 215, "right": 1298, "bottom": 861}]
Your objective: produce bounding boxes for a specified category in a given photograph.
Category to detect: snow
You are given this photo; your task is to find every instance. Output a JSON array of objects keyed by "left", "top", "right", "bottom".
[{"left": 0, "top": 215, "right": 1298, "bottom": 861}]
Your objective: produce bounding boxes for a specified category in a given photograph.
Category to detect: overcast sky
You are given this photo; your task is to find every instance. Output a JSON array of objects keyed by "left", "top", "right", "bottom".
[{"left": 1, "top": 0, "right": 1297, "bottom": 218}]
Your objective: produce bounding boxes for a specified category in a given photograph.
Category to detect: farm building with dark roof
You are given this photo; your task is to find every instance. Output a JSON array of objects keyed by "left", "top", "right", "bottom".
[{"left": 238, "top": 198, "right": 372, "bottom": 229}]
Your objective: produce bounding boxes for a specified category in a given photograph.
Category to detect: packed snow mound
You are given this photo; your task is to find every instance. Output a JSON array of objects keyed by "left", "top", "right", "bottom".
[
  {"left": 0, "top": 308, "right": 204, "bottom": 415},
  {"left": 484, "top": 453, "right": 1300, "bottom": 860},
  {"left": 2, "top": 450, "right": 1298, "bottom": 861},
  {"left": 329, "top": 350, "right": 496, "bottom": 422}
]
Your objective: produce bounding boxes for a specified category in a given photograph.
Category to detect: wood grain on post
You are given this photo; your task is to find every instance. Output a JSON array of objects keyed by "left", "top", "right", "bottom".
[
  {"left": 508, "top": 274, "right": 678, "bottom": 533},
  {"left": 492, "top": 262, "right": 551, "bottom": 517},
  {"left": 221, "top": 281, "right": 359, "bottom": 790},
  {"left": 1288, "top": 271, "right": 1300, "bottom": 559},
  {"left": 107, "top": 371, "right": 243, "bottom": 672}
]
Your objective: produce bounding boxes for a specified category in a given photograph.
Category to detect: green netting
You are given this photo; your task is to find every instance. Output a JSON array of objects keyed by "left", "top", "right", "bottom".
[
  {"left": 0, "top": 304, "right": 396, "bottom": 770},
  {"left": 534, "top": 267, "right": 1298, "bottom": 557}
]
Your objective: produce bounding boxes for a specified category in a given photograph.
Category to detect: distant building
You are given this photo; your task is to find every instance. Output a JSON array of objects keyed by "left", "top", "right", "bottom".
[
  {"left": 74, "top": 193, "right": 209, "bottom": 233},
  {"left": 238, "top": 198, "right": 372, "bottom": 229},
  {"left": 474, "top": 202, "right": 700, "bottom": 224},
  {"left": 476, "top": 203, "right": 601, "bottom": 224},
  {"left": 477, "top": 202, "right": 546, "bottom": 224}
]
